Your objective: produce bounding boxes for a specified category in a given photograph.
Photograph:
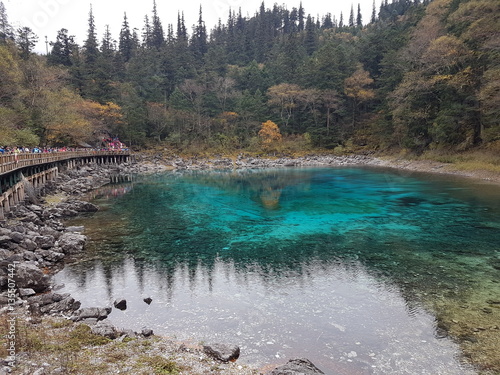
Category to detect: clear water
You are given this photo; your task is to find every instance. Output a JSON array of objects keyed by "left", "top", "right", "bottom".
[{"left": 54, "top": 167, "right": 500, "bottom": 374}]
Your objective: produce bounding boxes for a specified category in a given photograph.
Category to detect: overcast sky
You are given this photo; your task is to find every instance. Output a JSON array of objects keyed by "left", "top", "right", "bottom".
[{"left": 4, "top": 0, "right": 375, "bottom": 53}]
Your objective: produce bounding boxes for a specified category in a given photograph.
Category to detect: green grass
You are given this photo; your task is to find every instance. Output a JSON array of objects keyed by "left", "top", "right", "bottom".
[{"left": 138, "top": 355, "right": 183, "bottom": 375}]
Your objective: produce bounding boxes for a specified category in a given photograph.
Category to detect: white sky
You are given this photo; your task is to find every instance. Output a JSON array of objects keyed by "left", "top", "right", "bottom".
[{"left": 4, "top": 0, "right": 375, "bottom": 53}]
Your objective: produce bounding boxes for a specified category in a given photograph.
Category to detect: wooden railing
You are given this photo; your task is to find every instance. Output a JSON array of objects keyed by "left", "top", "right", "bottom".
[{"left": 0, "top": 150, "right": 130, "bottom": 176}]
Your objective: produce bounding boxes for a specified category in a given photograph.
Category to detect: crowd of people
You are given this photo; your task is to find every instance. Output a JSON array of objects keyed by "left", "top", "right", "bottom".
[{"left": 0, "top": 138, "right": 128, "bottom": 155}]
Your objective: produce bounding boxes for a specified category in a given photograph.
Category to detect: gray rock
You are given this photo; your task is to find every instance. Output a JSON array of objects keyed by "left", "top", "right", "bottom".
[
  {"left": 34, "top": 235, "right": 56, "bottom": 250},
  {"left": 18, "top": 288, "right": 36, "bottom": 297},
  {"left": 35, "top": 249, "right": 65, "bottom": 263},
  {"left": 91, "top": 321, "right": 119, "bottom": 339},
  {"left": 0, "top": 249, "right": 14, "bottom": 259},
  {"left": 113, "top": 298, "right": 127, "bottom": 310},
  {"left": 14, "top": 263, "right": 50, "bottom": 292},
  {"left": 39, "top": 226, "right": 61, "bottom": 240},
  {"left": 143, "top": 297, "right": 152, "bottom": 305},
  {"left": 29, "top": 293, "right": 64, "bottom": 306},
  {"left": 23, "top": 251, "right": 38, "bottom": 262},
  {"left": 41, "top": 296, "right": 81, "bottom": 314},
  {"left": 268, "top": 358, "right": 325, "bottom": 375},
  {"left": 141, "top": 328, "right": 154, "bottom": 337},
  {"left": 72, "top": 307, "right": 112, "bottom": 322},
  {"left": 57, "top": 232, "right": 86, "bottom": 254},
  {"left": 9, "top": 231, "right": 24, "bottom": 244},
  {"left": 119, "top": 329, "right": 138, "bottom": 339},
  {"left": 203, "top": 343, "right": 240, "bottom": 362},
  {"left": 0, "top": 236, "right": 11, "bottom": 245},
  {"left": 20, "top": 238, "right": 37, "bottom": 251}
]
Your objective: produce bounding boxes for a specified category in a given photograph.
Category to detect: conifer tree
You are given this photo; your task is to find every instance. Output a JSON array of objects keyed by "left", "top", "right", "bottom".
[
  {"left": 142, "top": 15, "right": 152, "bottom": 47},
  {"left": 83, "top": 5, "right": 99, "bottom": 66},
  {"left": 48, "top": 28, "right": 76, "bottom": 66},
  {"left": 16, "top": 27, "right": 38, "bottom": 60},
  {"left": 150, "top": 0, "right": 164, "bottom": 49},
  {"left": 349, "top": 5, "right": 355, "bottom": 27},
  {"left": 298, "top": 2, "right": 305, "bottom": 31},
  {"left": 0, "top": 1, "right": 13, "bottom": 42},
  {"left": 371, "top": 0, "right": 377, "bottom": 23},
  {"left": 357, "top": 4, "right": 363, "bottom": 27},
  {"left": 119, "top": 13, "right": 134, "bottom": 62},
  {"left": 191, "top": 6, "right": 207, "bottom": 61},
  {"left": 81, "top": 5, "right": 101, "bottom": 100},
  {"left": 304, "top": 15, "right": 317, "bottom": 55}
]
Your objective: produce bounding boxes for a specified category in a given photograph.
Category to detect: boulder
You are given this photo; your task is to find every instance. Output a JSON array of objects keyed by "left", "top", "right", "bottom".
[
  {"left": 91, "top": 321, "right": 119, "bottom": 339},
  {"left": 20, "top": 239, "right": 37, "bottom": 251},
  {"left": 113, "top": 299, "right": 127, "bottom": 310},
  {"left": 141, "top": 328, "right": 154, "bottom": 337},
  {"left": 268, "top": 358, "right": 325, "bottom": 375},
  {"left": 203, "top": 343, "right": 240, "bottom": 362},
  {"left": 57, "top": 232, "right": 86, "bottom": 254},
  {"left": 40, "top": 296, "right": 81, "bottom": 314},
  {"left": 9, "top": 231, "right": 24, "bottom": 244},
  {"left": 34, "top": 235, "right": 56, "bottom": 250},
  {"left": 72, "top": 307, "right": 112, "bottom": 322},
  {"left": 0, "top": 236, "right": 11, "bottom": 245},
  {"left": 29, "top": 293, "right": 65, "bottom": 307},
  {"left": 18, "top": 288, "right": 36, "bottom": 297},
  {"left": 14, "top": 263, "right": 50, "bottom": 292}
]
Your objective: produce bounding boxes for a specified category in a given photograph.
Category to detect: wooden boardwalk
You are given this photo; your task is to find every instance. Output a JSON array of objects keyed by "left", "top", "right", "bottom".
[
  {"left": 0, "top": 150, "right": 130, "bottom": 176},
  {"left": 0, "top": 150, "right": 131, "bottom": 220}
]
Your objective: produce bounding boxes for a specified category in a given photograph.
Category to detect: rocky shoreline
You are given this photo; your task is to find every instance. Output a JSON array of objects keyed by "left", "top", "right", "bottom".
[{"left": 1, "top": 153, "right": 498, "bottom": 374}]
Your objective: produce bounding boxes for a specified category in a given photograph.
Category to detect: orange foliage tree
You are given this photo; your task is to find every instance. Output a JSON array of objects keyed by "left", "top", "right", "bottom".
[{"left": 258, "top": 120, "right": 282, "bottom": 148}]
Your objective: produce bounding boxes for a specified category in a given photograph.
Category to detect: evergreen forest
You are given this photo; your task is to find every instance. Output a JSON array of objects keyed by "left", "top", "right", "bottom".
[{"left": 0, "top": 0, "right": 499, "bottom": 155}]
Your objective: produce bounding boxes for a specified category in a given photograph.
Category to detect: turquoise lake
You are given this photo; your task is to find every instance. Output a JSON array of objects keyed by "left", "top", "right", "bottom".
[{"left": 54, "top": 167, "right": 500, "bottom": 374}]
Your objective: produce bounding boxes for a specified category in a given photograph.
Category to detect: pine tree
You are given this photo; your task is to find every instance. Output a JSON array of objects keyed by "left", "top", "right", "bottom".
[
  {"left": 349, "top": 5, "right": 355, "bottom": 27},
  {"left": 83, "top": 5, "right": 99, "bottom": 66},
  {"left": 304, "top": 15, "right": 317, "bottom": 55},
  {"left": 339, "top": 12, "right": 344, "bottom": 28},
  {"left": 142, "top": 15, "right": 152, "bottom": 47},
  {"left": 357, "top": 4, "right": 363, "bottom": 27},
  {"left": 150, "top": 0, "right": 164, "bottom": 49},
  {"left": 322, "top": 13, "right": 333, "bottom": 29},
  {"left": 81, "top": 5, "right": 101, "bottom": 100},
  {"left": 119, "top": 13, "right": 134, "bottom": 62},
  {"left": 371, "top": 0, "right": 377, "bottom": 23},
  {"left": 191, "top": 6, "right": 207, "bottom": 61},
  {"left": 298, "top": 2, "right": 305, "bottom": 32},
  {"left": 0, "top": 1, "right": 13, "bottom": 42},
  {"left": 48, "top": 28, "right": 76, "bottom": 66},
  {"left": 16, "top": 27, "right": 38, "bottom": 60}
]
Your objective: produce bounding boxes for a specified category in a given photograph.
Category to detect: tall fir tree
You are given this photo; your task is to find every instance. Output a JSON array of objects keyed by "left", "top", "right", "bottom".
[
  {"left": 150, "top": 0, "right": 165, "bottom": 49},
  {"left": 349, "top": 5, "right": 355, "bottom": 27},
  {"left": 191, "top": 6, "right": 207, "bottom": 62},
  {"left": 48, "top": 28, "right": 76, "bottom": 66},
  {"left": 298, "top": 2, "right": 305, "bottom": 31},
  {"left": 81, "top": 5, "right": 101, "bottom": 100},
  {"left": 83, "top": 5, "right": 99, "bottom": 66},
  {"left": 371, "top": 0, "right": 377, "bottom": 23},
  {"left": 0, "top": 1, "right": 13, "bottom": 42},
  {"left": 16, "top": 26, "right": 38, "bottom": 59},
  {"left": 357, "top": 4, "right": 363, "bottom": 27},
  {"left": 119, "top": 13, "right": 134, "bottom": 62}
]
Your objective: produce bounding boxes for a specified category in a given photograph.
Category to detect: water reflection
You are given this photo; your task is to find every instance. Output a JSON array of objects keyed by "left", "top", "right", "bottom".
[{"left": 55, "top": 168, "right": 500, "bottom": 374}]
